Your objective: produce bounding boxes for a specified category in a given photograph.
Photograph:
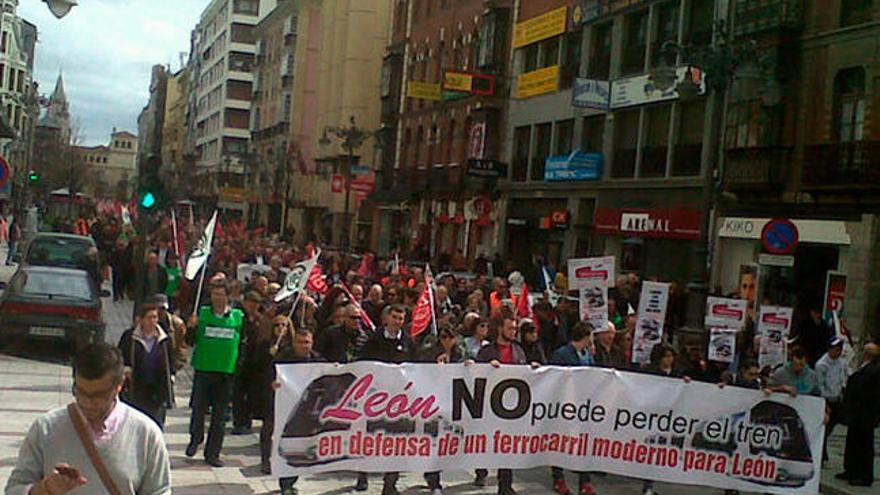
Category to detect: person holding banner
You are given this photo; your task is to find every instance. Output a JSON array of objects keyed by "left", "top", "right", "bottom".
[
  {"left": 185, "top": 280, "right": 245, "bottom": 467},
  {"left": 549, "top": 321, "right": 597, "bottom": 495},
  {"left": 475, "top": 315, "right": 540, "bottom": 495},
  {"left": 355, "top": 304, "right": 416, "bottom": 495}
]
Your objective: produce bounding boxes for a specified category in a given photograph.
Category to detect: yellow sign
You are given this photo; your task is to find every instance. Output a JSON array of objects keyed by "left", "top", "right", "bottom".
[
  {"left": 407, "top": 80, "right": 441, "bottom": 101},
  {"left": 220, "top": 187, "right": 248, "bottom": 203},
  {"left": 444, "top": 71, "right": 473, "bottom": 92},
  {"left": 514, "top": 6, "right": 568, "bottom": 49},
  {"left": 516, "top": 65, "right": 560, "bottom": 99}
]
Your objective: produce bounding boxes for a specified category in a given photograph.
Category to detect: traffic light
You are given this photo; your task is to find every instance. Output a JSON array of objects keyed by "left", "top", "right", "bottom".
[
  {"left": 27, "top": 170, "right": 39, "bottom": 183},
  {"left": 138, "top": 155, "right": 164, "bottom": 211}
]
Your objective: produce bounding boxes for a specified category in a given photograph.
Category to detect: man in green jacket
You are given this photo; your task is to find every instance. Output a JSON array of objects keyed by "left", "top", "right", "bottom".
[{"left": 185, "top": 280, "right": 244, "bottom": 467}]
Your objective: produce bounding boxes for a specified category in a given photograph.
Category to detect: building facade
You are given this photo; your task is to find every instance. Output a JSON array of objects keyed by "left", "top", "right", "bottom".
[
  {"left": 161, "top": 67, "right": 191, "bottom": 185},
  {"left": 75, "top": 130, "right": 138, "bottom": 200},
  {"left": 279, "top": 0, "right": 391, "bottom": 247},
  {"left": 188, "top": 0, "right": 260, "bottom": 217},
  {"left": 714, "top": 0, "right": 880, "bottom": 343},
  {"left": 137, "top": 65, "right": 169, "bottom": 175},
  {"left": 250, "top": 0, "right": 296, "bottom": 233},
  {"left": 371, "top": 0, "right": 513, "bottom": 260}
]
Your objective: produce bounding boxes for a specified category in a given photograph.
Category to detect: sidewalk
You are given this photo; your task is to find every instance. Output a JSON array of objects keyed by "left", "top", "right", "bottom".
[{"left": 820, "top": 425, "right": 880, "bottom": 495}]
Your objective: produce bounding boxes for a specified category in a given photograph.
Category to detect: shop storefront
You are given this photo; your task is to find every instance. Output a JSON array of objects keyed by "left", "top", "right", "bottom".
[
  {"left": 505, "top": 198, "right": 574, "bottom": 271},
  {"left": 594, "top": 206, "right": 703, "bottom": 284},
  {"left": 714, "top": 217, "right": 852, "bottom": 314}
]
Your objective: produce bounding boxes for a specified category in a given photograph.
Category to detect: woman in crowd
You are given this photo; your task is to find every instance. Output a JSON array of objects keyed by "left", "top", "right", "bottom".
[
  {"left": 118, "top": 303, "right": 176, "bottom": 428},
  {"left": 464, "top": 316, "right": 490, "bottom": 359},
  {"left": 520, "top": 319, "right": 547, "bottom": 364}
]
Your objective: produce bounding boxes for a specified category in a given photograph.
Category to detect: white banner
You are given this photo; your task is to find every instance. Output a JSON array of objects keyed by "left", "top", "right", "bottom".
[
  {"left": 709, "top": 328, "right": 737, "bottom": 363},
  {"left": 579, "top": 280, "right": 608, "bottom": 329},
  {"left": 568, "top": 256, "right": 615, "bottom": 290},
  {"left": 757, "top": 306, "right": 793, "bottom": 370},
  {"left": 633, "top": 281, "right": 669, "bottom": 364},
  {"left": 705, "top": 296, "right": 748, "bottom": 329},
  {"left": 274, "top": 363, "right": 825, "bottom": 494}
]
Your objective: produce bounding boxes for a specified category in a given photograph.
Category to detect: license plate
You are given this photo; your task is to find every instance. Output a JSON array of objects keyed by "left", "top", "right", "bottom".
[{"left": 29, "top": 326, "right": 66, "bottom": 337}]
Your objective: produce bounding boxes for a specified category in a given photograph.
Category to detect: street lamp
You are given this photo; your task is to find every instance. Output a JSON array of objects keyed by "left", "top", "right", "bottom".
[
  {"left": 649, "top": 20, "right": 775, "bottom": 331},
  {"left": 43, "top": 0, "right": 78, "bottom": 19},
  {"left": 319, "top": 115, "right": 384, "bottom": 252}
]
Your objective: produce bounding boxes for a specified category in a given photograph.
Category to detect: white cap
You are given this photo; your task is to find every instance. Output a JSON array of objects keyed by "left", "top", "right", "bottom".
[{"left": 593, "top": 321, "right": 616, "bottom": 334}]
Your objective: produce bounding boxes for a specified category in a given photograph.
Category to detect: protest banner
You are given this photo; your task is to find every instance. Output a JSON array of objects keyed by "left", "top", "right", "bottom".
[
  {"left": 568, "top": 256, "right": 615, "bottom": 290},
  {"left": 274, "top": 363, "right": 825, "bottom": 494},
  {"left": 579, "top": 279, "right": 608, "bottom": 328},
  {"left": 705, "top": 297, "right": 748, "bottom": 329},
  {"left": 757, "top": 306, "right": 794, "bottom": 370},
  {"left": 632, "top": 281, "right": 669, "bottom": 364},
  {"left": 709, "top": 328, "right": 737, "bottom": 363}
]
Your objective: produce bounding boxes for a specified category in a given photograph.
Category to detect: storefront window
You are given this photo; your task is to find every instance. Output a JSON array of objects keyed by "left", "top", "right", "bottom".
[
  {"left": 612, "top": 109, "right": 640, "bottom": 178},
  {"left": 641, "top": 104, "right": 671, "bottom": 177},
  {"left": 531, "top": 123, "right": 552, "bottom": 181}
]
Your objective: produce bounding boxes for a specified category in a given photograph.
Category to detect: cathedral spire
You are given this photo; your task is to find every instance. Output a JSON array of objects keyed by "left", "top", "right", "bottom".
[{"left": 51, "top": 72, "right": 66, "bottom": 105}]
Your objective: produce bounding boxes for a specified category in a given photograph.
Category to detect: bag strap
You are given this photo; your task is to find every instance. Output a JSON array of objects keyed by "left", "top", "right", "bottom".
[{"left": 66, "top": 403, "right": 125, "bottom": 495}]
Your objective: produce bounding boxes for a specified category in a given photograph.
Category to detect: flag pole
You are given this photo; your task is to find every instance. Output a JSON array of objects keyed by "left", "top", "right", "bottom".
[
  {"left": 426, "top": 264, "right": 438, "bottom": 336},
  {"left": 286, "top": 291, "right": 302, "bottom": 320},
  {"left": 191, "top": 261, "right": 208, "bottom": 318}
]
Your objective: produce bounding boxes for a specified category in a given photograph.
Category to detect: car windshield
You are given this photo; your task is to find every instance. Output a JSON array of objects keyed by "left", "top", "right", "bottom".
[
  {"left": 25, "top": 239, "right": 92, "bottom": 267},
  {"left": 9, "top": 271, "right": 93, "bottom": 301}
]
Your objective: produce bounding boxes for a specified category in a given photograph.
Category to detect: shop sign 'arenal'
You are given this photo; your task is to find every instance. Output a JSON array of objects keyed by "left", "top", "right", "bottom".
[{"left": 595, "top": 207, "right": 702, "bottom": 240}]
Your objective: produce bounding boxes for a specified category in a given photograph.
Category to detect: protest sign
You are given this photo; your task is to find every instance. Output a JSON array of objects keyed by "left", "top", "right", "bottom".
[
  {"left": 632, "top": 281, "right": 669, "bottom": 364},
  {"left": 757, "top": 306, "right": 793, "bottom": 370},
  {"left": 568, "top": 256, "right": 615, "bottom": 290},
  {"left": 709, "top": 328, "right": 737, "bottom": 363},
  {"left": 579, "top": 280, "right": 608, "bottom": 328},
  {"left": 705, "top": 297, "right": 748, "bottom": 329},
  {"left": 274, "top": 363, "right": 825, "bottom": 495}
]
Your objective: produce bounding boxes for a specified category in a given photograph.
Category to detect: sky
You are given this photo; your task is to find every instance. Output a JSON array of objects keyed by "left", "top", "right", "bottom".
[{"left": 19, "top": 0, "right": 206, "bottom": 145}]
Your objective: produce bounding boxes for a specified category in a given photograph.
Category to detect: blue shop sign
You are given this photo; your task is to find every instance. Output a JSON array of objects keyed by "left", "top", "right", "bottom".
[{"left": 544, "top": 151, "right": 603, "bottom": 181}]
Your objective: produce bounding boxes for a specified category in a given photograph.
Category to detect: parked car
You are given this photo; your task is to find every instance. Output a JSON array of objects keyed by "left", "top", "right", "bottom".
[
  {"left": 18, "top": 232, "right": 96, "bottom": 269},
  {"left": 0, "top": 265, "right": 107, "bottom": 351}
]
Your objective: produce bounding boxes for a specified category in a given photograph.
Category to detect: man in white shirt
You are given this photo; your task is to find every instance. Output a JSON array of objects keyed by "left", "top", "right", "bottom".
[
  {"left": 816, "top": 336, "right": 849, "bottom": 462},
  {"left": 5, "top": 343, "right": 171, "bottom": 495}
]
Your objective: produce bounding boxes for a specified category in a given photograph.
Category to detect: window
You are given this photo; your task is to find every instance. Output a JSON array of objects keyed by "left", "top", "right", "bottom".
[
  {"left": 415, "top": 126, "right": 424, "bottom": 165},
  {"left": 0, "top": 32, "right": 6, "bottom": 53},
  {"left": 673, "top": 100, "right": 705, "bottom": 176},
  {"left": 0, "top": 64, "right": 4, "bottom": 88},
  {"left": 477, "top": 11, "right": 498, "bottom": 68},
  {"left": 835, "top": 67, "right": 866, "bottom": 143},
  {"left": 531, "top": 123, "right": 552, "bottom": 181},
  {"left": 16, "top": 70, "right": 23, "bottom": 93},
  {"left": 622, "top": 11, "right": 649, "bottom": 75},
  {"left": 395, "top": 2, "right": 406, "bottom": 34},
  {"left": 6, "top": 69, "right": 13, "bottom": 91},
  {"left": 612, "top": 109, "right": 640, "bottom": 178},
  {"left": 561, "top": 30, "right": 582, "bottom": 89},
  {"left": 233, "top": 0, "right": 259, "bottom": 15},
  {"left": 724, "top": 100, "right": 781, "bottom": 149},
  {"left": 556, "top": 119, "right": 574, "bottom": 155},
  {"left": 512, "top": 126, "right": 531, "bottom": 182},
  {"left": 541, "top": 37, "right": 560, "bottom": 68},
  {"left": 582, "top": 115, "right": 605, "bottom": 153},
  {"left": 231, "top": 23, "right": 254, "bottom": 44},
  {"left": 445, "top": 120, "right": 456, "bottom": 163},
  {"left": 641, "top": 104, "right": 671, "bottom": 177},
  {"left": 427, "top": 124, "right": 437, "bottom": 165},
  {"left": 523, "top": 44, "right": 539, "bottom": 73},
  {"left": 402, "top": 127, "right": 412, "bottom": 166},
  {"left": 651, "top": 2, "right": 679, "bottom": 68},
  {"left": 588, "top": 23, "right": 612, "bottom": 79},
  {"left": 841, "top": 0, "right": 873, "bottom": 27},
  {"left": 687, "top": 0, "right": 714, "bottom": 46}
]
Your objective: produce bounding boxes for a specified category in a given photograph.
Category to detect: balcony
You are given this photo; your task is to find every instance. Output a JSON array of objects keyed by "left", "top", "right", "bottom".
[
  {"left": 802, "top": 141, "right": 880, "bottom": 190},
  {"left": 724, "top": 146, "right": 790, "bottom": 191},
  {"left": 733, "top": 0, "right": 804, "bottom": 37}
]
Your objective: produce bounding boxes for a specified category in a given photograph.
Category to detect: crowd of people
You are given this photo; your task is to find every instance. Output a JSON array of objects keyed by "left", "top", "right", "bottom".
[{"left": 5, "top": 211, "right": 880, "bottom": 495}]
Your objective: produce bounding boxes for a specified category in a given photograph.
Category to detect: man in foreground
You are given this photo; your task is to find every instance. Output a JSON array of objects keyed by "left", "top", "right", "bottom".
[{"left": 5, "top": 343, "right": 171, "bottom": 495}]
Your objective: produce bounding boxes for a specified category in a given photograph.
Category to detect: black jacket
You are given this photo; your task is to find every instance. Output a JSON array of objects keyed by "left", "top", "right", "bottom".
[
  {"left": 318, "top": 323, "right": 365, "bottom": 363},
  {"left": 844, "top": 357, "right": 880, "bottom": 426},
  {"left": 358, "top": 328, "right": 415, "bottom": 363},
  {"left": 118, "top": 326, "right": 176, "bottom": 409}
]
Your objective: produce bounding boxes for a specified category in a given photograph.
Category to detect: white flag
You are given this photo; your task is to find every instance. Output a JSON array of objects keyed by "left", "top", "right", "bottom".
[
  {"left": 185, "top": 210, "right": 218, "bottom": 280},
  {"left": 121, "top": 206, "right": 131, "bottom": 226},
  {"left": 275, "top": 248, "right": 320, "bottom": 302}
]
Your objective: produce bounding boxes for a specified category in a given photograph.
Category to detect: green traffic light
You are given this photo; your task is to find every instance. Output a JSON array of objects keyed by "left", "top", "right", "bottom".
[
  {"left": 140, "top": 191, "right": 157, "bottom": 209},
  {"left": 28, "top": 172, "right": 39, "bottom": 182}
]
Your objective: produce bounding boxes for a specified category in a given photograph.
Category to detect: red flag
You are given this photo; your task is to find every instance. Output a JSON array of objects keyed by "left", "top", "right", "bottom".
[
  {"left": 357, "top": 253, "right": 374, "bottom": 277},
  {"left": 340, "top": 284, "right": 376, "bottom": 331},
  {"left": 516, "top": 282, "right": 533, "bottom": 320},
  {"left": 307, "top": 263, "right": 328, "bottom": 294},
  {"left": 410, "top": 283, "right": 433, "bottom": 338}
]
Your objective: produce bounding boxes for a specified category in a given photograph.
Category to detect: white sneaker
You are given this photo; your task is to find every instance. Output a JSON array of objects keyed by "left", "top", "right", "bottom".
[
  {"left": 643, "top": 489, "right": 656, "bottom": 495},
  {"left": 431, "top": 489, "right": 443, "bottom": 495}
]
